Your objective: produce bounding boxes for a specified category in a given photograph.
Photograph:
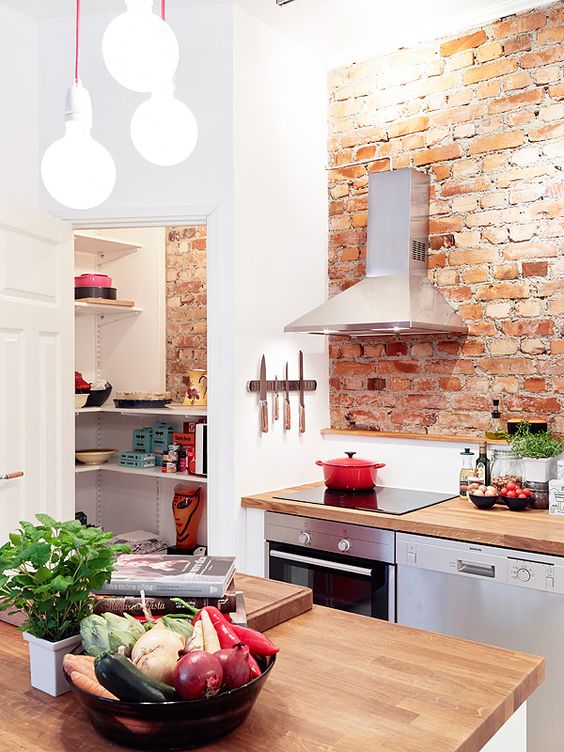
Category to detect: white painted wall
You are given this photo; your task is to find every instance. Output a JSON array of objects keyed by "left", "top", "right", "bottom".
[
  {"left": 232, "top": 4, "right": 329, "bottom": 567},
  {"left": 0, "top": 5, "right": 39, "bottom": 207}
]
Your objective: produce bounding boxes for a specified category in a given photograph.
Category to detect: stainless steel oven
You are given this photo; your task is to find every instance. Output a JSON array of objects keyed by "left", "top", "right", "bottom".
[{"left": 265, "top": 512, "right": 395, "bottom": 620}]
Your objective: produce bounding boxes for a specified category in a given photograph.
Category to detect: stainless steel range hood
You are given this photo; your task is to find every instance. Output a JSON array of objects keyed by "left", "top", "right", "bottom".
[{"left": 285, "top": 168, "right": 468, "bottom": 336}]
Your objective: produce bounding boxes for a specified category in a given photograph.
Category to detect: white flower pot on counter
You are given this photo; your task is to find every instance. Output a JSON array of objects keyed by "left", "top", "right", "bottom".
[
  {"left": 23, "top": 631, "right": 81, "bottom": 696},
  {"left": 523, "top": 457, "right": 555, "bottom": 484}
]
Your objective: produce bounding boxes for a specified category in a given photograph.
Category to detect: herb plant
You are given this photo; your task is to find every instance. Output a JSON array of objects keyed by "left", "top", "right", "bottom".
[
  {"left": 0, "top": 515, "right": 129, "bottom": 642},
  {"left": 506, "top": 424, "right": 564, "bottom": 460}
]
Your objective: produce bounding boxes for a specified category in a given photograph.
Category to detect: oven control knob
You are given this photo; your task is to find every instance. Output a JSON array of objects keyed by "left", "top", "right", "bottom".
[
  {"left": 298, "top": 531, "right": 311, "bottom": 545},
  {"left": 338, "top": 538, "right": 351, "bottom": 552},
  {"left": 517, "top": 567, "right": 531, "bottom": 583}
]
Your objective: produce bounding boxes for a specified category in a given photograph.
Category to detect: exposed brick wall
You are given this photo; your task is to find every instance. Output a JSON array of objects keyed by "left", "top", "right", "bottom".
[
  {"left": 166, "top": 226, "right": 207, "bottom": 402},
  {"left": 328, "top": 3, "right": 564, "bottom": 436}
]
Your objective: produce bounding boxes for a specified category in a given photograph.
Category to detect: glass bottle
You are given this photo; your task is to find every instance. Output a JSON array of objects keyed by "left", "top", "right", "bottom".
[
  {"left": 490, "top": 448, "right": 523, "bottom": 492},
  {"left": 475, "top": 442, "right": 490, "bottom": 485},
  {"left": 459, "top": 448, "right": 475, "bottom": 499},
  {"left": 486, "top": 399, "right": 505, "bottom": 440}
]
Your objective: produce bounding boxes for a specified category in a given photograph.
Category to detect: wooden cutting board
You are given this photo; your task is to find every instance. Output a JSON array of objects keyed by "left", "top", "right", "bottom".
[
  {"left": 235, "top": 573, "right": 313, "bottom": 632},
  {"left": 76, "top": 298, "right": 135, "bottom": 307}
]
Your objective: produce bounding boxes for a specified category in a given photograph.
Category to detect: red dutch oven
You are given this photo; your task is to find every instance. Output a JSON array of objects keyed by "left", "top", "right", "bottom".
[{"left": 316, "top": 451, "right": 385, "bottom": 491}]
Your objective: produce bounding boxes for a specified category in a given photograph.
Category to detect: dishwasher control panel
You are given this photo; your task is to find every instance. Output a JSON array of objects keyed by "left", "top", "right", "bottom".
[{"left": 508, "top": 558, "right": 555, "bottom": 591}]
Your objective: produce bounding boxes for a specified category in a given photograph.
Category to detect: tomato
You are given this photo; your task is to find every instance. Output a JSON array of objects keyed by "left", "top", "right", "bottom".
[
  {"left": 506, "top": 491, "right": 517, "bottom": 498},
  {"left": 523, "top": 488, "right": 533, "bottom": 496},
  {"left": 506, "top": 483, "right": 517, "bottom": 491},
  {"left": 500, "top": 487, "right": 508, "bottom": 496},
  {"left": 518, "top": 493, "right": 528, "bottom": 499}
]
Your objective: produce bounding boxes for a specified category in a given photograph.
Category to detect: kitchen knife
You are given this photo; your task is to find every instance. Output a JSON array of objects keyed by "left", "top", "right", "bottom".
[
  {"left": 299, "top": 350, "right": 305, "bottom": 434},
  {"left": 284, "top": 362, "right": 291, "bottom": 431},
  {"left": 259, "top": 355, "right": 269, "bottom": 433},
  {"left": 273, "top": 375, "right": 280, "bottom": 422}
]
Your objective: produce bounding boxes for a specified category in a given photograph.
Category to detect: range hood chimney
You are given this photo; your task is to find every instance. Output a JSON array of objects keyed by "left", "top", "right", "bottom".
[{"left": 285, "top": 168, "right": 468, "bottom": 337}]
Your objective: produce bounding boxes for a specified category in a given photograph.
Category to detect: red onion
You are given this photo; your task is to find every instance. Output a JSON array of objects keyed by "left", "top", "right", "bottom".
[
  {"left": 173, "top": 650, "right": 223, "bottom": 700},
  {"left": 214, "top": 643, "right": 252, "bottom": 689}
]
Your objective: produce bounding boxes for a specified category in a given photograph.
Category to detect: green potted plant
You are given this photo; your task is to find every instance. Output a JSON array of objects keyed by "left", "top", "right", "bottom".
[
  {"left": 506, "top": 424, "right": 564, "bottom": 484},
  {"left": 0, "top": 514, "right": 128, "bottom": 696}
]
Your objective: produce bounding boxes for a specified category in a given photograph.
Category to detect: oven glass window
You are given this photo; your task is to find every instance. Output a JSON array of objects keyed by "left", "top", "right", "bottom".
[{"left": 268, "top": 543, "right": 390, "bottom": 620}]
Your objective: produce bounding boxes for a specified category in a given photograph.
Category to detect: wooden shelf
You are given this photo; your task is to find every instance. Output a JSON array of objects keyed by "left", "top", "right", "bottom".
[
  {"left": 321, "top": 428, "right": 508, "bottom": 445},
  {"left": 74, "top": 407, "right": 102, "bottom": 415},
  {"left": 75, "top": 461, "right": 207, "bottom": 483},
  {"left": 75, "top": 406, "right": 207, "bottom": 417},
  {"left": 74, "top": 301, "right": 143, "bottom": 317},
  {"left": 74, "top": 232, "right": 140, "bottom": 262}
]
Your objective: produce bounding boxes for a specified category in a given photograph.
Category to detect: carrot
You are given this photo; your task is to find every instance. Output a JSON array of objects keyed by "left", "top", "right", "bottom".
[
  {"left": 200, "top": 609, "right": 220, "bottom": 653},
  {"left": 70, "top": 670, "right": 118, "bottom": 700},
  {"left": 63, "top": 653, "right": 96, "bottom": 682}
]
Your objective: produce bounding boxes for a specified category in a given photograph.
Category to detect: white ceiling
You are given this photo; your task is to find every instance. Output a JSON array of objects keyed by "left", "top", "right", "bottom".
[{"left": 1, "top": 0, "right": 553, "bottom": 67}]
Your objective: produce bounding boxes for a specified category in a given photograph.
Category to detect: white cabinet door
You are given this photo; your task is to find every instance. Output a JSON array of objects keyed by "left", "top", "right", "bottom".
[{"left": 0, "top": 203, "right": 74, "bottom": 543}]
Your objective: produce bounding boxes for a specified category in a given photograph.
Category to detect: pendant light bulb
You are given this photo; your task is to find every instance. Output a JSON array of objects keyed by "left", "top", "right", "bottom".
[
  {"left": 102, "top": 0, "right": 179, "bottom": 93},
  {"left": 41, "top": 83, "right": 117, "bottom": 210},
  {"left": 130, "top": 83, "right": 198, "bottom": 166}
]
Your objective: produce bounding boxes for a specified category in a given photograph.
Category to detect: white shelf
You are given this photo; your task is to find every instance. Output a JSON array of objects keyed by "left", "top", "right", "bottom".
[
  {"left": 74, "top": 232, "right": 140, "bottom": 262},
  {"left": 75, "top": 406, "right": 207, "bottom": 417},
  {"left": 75, "top": 301, "right": 143, "bottom": 317},
  {"left": 75, "top": 461, "right": 207, "bottom": 484}
]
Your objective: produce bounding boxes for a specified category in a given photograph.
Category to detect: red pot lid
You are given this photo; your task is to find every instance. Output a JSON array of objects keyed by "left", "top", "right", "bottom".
[{"left": 320, "top": 452, "right": 379, "bottom": 468}]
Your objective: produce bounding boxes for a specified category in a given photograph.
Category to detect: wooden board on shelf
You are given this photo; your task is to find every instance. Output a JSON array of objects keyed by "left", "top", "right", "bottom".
[
  {"left": 321, "top": 428, "right": 508, "bottom": 445},
  {"left": 236, "top": 573, "right": 313, "bottom": 632},
  {"left": 76, "top": 298, "right": 135, "bottom": 307}
]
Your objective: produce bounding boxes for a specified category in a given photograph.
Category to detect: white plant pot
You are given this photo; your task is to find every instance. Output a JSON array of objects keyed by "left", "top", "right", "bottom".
[
  {"left": 23, "top": 631, "right": 81, "bottom": 697},
  {"left": 523, "top": 457, "right": 556, "bottom": 484}
]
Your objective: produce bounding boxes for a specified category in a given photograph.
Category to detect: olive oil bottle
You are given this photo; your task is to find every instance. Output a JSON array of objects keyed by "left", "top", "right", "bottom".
[{"left": 485, "top": 399, "right": 505, "bottom": 440}]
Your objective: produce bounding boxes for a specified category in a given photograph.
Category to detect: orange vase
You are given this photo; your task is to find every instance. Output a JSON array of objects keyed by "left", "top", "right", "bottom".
[{"left": 172, "top": 486, "right": 203, "bottom": 550}]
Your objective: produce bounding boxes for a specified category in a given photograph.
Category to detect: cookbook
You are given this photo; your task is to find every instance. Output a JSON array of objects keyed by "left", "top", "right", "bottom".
[{"left": 96, "top": 554, "right": 236, "bottom": 596}]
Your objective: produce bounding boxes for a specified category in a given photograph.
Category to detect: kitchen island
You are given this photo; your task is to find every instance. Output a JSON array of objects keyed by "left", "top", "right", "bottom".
[{"left": 0, "top": 587, "right": 543, "bottom": 752}]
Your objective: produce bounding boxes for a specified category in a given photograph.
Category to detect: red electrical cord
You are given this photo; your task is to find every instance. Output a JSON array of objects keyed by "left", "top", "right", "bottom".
[
  {"left": 74, "top": 0, "right": 81, "bottom": 83},
  {"left": 161, "top": 0, "right": 165, "bottom": 20}
]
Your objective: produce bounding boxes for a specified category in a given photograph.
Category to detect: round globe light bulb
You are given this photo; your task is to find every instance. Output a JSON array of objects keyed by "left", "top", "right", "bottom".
[
  {"left": 130, "top": 84, "right": 198, "bottom": 166},
  {"left": 41, "top": 84, "right": 116, "bottom": 210},
  {"left": 102, "top": 0, "right": 179, "bottom": 93}
]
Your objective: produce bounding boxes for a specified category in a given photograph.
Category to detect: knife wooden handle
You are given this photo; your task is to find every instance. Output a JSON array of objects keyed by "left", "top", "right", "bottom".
[
  {"left": 260, "top": 400, "right": 269, "bottom": 433},
  {"left": 299, "top": 404, "right": 306, "bottom": 434},
  {"left": 273, "top": 393, "right": 279, "bottom": 422},
  {"left": 284, "top": 400, "right": 291, "bottom": 431},
  {"left": 0, "top": 471, "right": 24, "bottom": 480}
]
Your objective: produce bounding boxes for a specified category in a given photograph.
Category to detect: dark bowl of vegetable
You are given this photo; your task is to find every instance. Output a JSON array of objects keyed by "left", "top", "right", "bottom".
[
  {"left": 64, "top": 655, "right": 276, "bottom": 750},
  {"left": 500, "top": 495, "right": 531, "bottom": 511},
  {"left": 468, "top": 493, "right": 497, "bottom": 510}
]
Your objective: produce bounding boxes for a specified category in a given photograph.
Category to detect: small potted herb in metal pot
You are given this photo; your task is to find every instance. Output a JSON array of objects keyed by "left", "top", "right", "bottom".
[{"left": 0, "top": 514, "right": 128, "bottom": 696}]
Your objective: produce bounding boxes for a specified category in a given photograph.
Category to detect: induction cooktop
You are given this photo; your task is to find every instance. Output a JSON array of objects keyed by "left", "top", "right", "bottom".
[{"left": 272, "top": 486, "right": 454, "bottom": 515}]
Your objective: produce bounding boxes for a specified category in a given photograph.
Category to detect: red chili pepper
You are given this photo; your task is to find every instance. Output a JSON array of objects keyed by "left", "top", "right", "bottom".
[
  {"left": 193, "top": 606, "right": 239, "bottom": 649},
  {"left": 247, "top": 653, "right": 262, "bottom": 678},
  {"left": 230, "top": 624, "right": 279, "bottom": 656}
]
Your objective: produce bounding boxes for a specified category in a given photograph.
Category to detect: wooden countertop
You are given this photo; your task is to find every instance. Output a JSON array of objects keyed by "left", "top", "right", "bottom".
[
  {"left": 243, "top": 482, "right": 564, "bottom": 557},
  {"left": 0, "top": 601, "right": 543, "bottom": 752}
]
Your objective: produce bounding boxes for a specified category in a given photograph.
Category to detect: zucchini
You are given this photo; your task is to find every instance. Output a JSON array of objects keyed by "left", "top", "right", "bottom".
[{"left": 94, "top": 653, "right": 177, "bottom": 702}]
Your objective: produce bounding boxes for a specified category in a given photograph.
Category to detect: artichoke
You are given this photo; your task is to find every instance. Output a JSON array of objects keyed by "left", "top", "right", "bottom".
[
  {"left": 80, "top": 612, "right": 147, "bottom": 657},
  {"left": 160, "top": 616, "right": 194, "bottom": 639},
  {"left": 80, "top": 614, "right": 111, "bottom": 657}
]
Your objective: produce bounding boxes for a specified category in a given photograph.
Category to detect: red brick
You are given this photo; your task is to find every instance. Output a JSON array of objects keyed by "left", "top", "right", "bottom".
[
  {"left": 468, "top": 321, "right": 497, "bottom": 336},
  {"left": 476, "top": 281, "right": 529, "bottom": 300},
  {"left": 468, "top": 131, "right": 525, "bottom": 154},
  {"left": 476, "top": 80, "right": 502, "bottom": 99},
  {"left": 503, "top": 241, "right": 558, "bottom": 260},
  {"left": 441, "top": 177, "right": 491, "bottom": 196},
  {"left": 549, "top": 83, "right": 564, "bottom": 100},
  {"left": 523, "top": 378, "right": 548, "bottom": 392},
  {"left": 463, "top": 266, "right": 489, "bottom": 283},
  {"left": 520, "top": 47, "right": 564, "bottom": 68},
  {"left": 431, "top": 164, "right": 451, "bottom": 181},
  {"left": 385, "top": 342, "right": 408, "bottom": 357},
  {"left": 493, "top": 263, "right": 519, "bottom": 280},
  {"left": 538, "top": 25, "right": 564, "bottom": 44},
  {"left": 458, "top": 303, "right": 483, "bottom": 320},
  {"left": 462, "top": 58, "right": 517, "bottom": 85},
  {"left": 522, "top": 261, "right": 548, "bottom": 277},
  {"left": 462, "top": 340, "right": 485, "bottom": 355},
  {"left": 488, "top": 89, "right": 543, "bottom": 114},
  {"left": 388, "top": 116, "right": 429, "bottom": 138},
  {"left": 491, "top": 11, "right": 547, "bottom": 39},
  {"left": 529, "top": 122, "right": 564, "bottom": 142},
  {"left": 367, "top": 378, "right": 387, "bottom": 391},
  {"left": 367, "top": 158, "right": 391, "bottom": 173},
  {"left": 476, "top": 42, "right": 503, "bottom": 63},
  {"left": 412, "top": 343, "right": 433, "bottom": 358},
  {"left": 413, "top": 143, "right": 463, "bottom": 166},
  {"left": 437, "top": 341, "right": 461, "bottom": 355},
  {"left": 439, "top": 377, "right": 462, "bottom": 391},
  {"left": 503, "top": 34, "right": 532, "bottom": 54},
  {"left": 502, "top": 320, "right": 553, "bottom": 336},
  {"left": 448, "top": 248, "right": 497, "bottom": 265},
  {"left": 479, "top": 358, "right": 536, "bottom": 374},
  {"left": 432, "top": 104, "right": 485, "bottom": 127},
  {"left": 551, "top": 341, "right": 564, "bottom": 355},
  {"left": 440, "top": 30, "right": 487, "bottom": 56}
]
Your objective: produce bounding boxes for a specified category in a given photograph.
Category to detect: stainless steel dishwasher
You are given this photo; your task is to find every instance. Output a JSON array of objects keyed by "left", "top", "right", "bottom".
[{"left": 396, "top": 533, "right": 564, "bottom": 752}]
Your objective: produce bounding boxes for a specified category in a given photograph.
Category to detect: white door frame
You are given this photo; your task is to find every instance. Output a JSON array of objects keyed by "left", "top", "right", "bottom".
[{"left": 56, "top": 203, "right": 231, "bottom": 557}]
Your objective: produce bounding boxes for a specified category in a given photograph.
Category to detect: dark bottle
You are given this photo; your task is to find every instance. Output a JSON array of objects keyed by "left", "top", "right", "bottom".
[{"left": 476, "top": 442, "right": 490, "bottom": 485}]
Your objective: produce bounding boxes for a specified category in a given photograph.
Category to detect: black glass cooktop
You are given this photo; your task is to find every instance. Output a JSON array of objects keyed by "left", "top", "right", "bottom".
[{"left": 272, "top": 486, "right": 454, "bottom": 515}]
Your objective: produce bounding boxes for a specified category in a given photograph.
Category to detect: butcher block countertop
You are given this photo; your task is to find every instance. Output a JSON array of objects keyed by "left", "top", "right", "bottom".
[
  {"left": 1, "top": 587, "right": 543, "bottom": 752},
  {"left": 243, "top": 481, "right": 564, "bottom": 557}
]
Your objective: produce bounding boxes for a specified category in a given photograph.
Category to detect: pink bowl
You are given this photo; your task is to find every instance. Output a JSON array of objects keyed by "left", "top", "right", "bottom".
[{"left": 75, "top": 274, "right": 112, "bottom": 288}]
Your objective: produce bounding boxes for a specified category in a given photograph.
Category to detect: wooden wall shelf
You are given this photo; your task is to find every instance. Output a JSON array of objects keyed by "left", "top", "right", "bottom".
[{"left": 321, "top": 428, "right": 508, "bottom": 445}]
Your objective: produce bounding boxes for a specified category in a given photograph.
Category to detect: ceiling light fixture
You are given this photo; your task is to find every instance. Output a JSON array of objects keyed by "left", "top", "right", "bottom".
[
  {"left": 41, "top": 0, "right": 116, "bottom": 210},
  {"left": 102, "top": 0, "right": 179, "bottom": 93}
]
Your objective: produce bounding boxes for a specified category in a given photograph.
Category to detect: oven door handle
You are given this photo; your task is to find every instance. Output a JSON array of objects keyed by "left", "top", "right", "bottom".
[{"left": 269, "top": 549, "right": 373, "bottom": 577}]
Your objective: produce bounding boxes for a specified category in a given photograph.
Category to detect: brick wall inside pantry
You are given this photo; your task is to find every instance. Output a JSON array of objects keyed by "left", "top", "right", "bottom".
[
  {"left": 166, "top": 226, "right": 207, "bottom": 402},
  {"left": 328, "top": 3, "right": 564, "bottom": 436}
]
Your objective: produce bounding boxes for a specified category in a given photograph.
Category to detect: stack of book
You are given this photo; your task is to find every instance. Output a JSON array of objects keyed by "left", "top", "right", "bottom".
[{"left": 94, "top": 553, "right": 237, "bottom": 618}]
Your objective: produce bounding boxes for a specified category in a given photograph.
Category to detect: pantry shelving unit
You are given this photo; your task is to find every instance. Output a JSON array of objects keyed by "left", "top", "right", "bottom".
[{"left": 74, "top": 228, "right": 208, "bottom": 548}]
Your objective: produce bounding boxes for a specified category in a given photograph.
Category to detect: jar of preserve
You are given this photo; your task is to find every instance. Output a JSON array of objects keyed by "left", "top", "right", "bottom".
[{"left": 490, "top": 448, "right": 523, "bottom": 492}]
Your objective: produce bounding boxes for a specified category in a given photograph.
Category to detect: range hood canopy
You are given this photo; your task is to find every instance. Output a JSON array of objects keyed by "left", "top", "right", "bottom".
[{"left": 285, "top": 168, "right": 467, "bottom": 337}]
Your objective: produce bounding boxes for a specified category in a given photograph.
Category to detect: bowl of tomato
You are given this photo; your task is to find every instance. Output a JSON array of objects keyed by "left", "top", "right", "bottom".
[{"left": 499, "top": 483, "right": 534, "bottom": 511}]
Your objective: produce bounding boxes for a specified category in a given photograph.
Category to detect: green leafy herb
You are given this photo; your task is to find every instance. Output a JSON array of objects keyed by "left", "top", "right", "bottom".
[
  {"left": 0, "top": 516, "right": 129, "bottom": 642},
  {"left": 506, "top": 424, "right": 564, "bottom": 460}
]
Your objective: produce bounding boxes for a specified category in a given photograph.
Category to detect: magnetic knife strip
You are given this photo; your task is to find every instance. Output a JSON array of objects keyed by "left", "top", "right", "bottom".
[{"left": 246, "top": 380, "right": 317, "bottom": 393}]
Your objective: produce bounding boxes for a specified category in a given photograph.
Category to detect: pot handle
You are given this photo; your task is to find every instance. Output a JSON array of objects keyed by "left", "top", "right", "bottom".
[
  {"left": 374, "top": 463, "right": 386, "bottom": 469},
  {"left": 345, "top": 451, "right": 356, "bottom": 459},
  {"left": 315, "top": 460, "right": 324, "bottom": 466}
]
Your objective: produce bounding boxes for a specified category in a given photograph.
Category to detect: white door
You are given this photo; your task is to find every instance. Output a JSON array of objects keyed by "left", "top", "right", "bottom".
[{"left": 0, "top": 203, "right": 74, "bottom": 543}]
